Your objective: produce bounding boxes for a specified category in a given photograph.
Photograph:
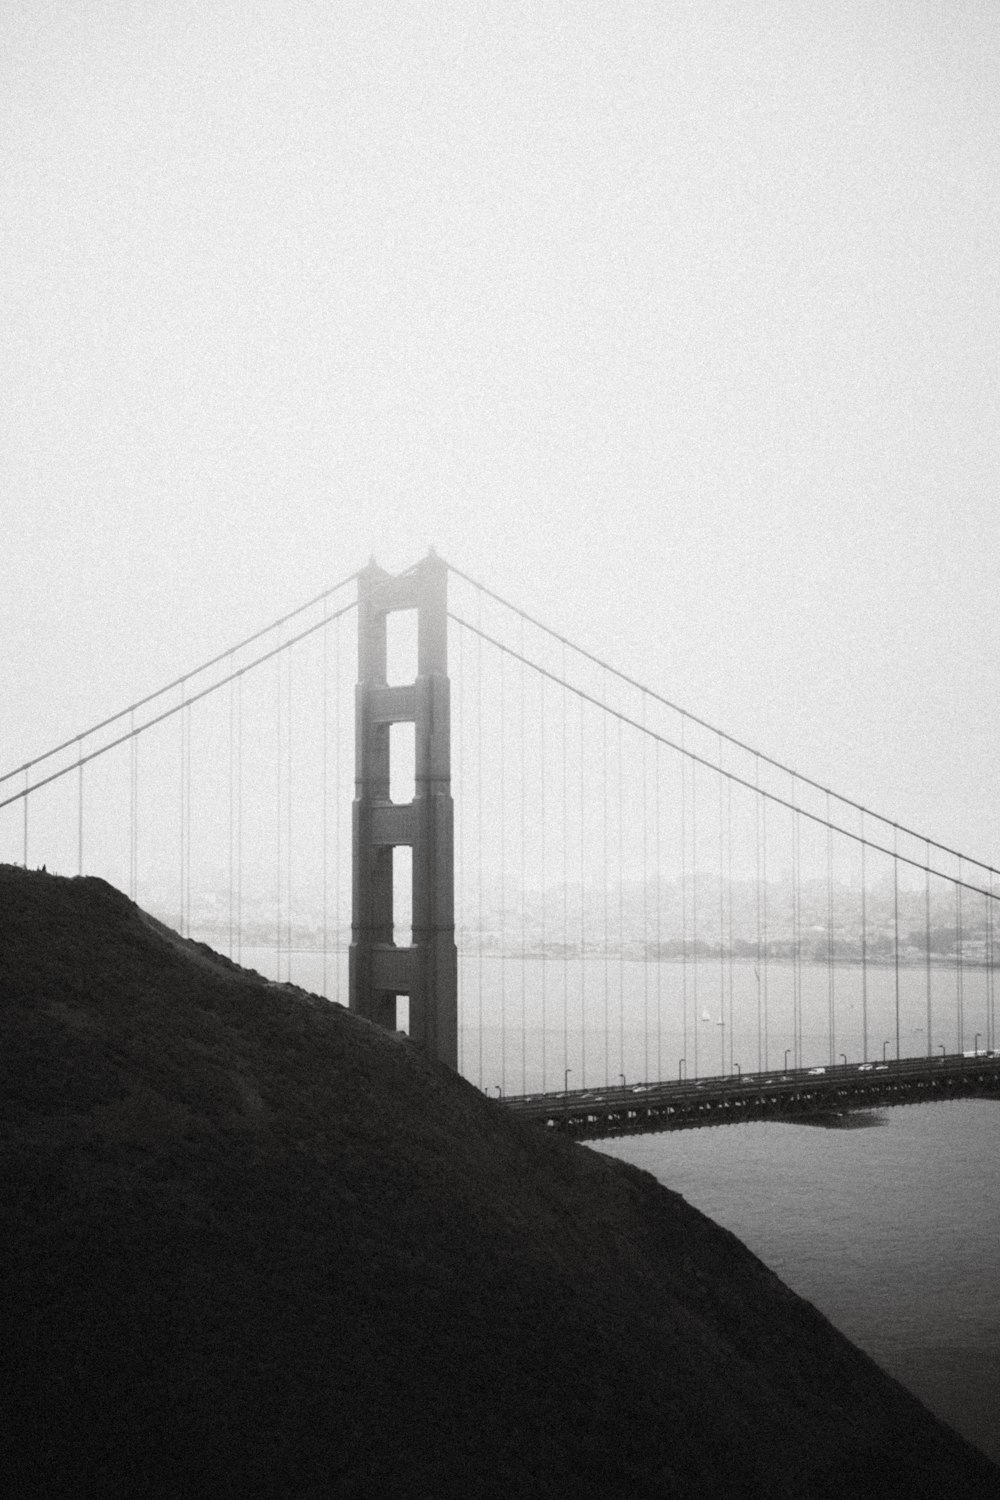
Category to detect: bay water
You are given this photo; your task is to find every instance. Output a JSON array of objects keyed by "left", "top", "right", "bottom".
[
  {"left": 596, "top": 1102, "right": 1000, "bottom": 1466},
  {"left": 227, "top": 945, "right": 1000, "bottom": 1463}
]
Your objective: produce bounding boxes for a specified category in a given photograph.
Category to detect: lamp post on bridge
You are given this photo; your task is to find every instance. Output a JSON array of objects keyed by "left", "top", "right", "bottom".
[
  {"left": 784, "top": 1048, "right": 791, "bottom": 1074},
  {"left": 883, "top": 1039, "right": 889, "bottom": 1062}
]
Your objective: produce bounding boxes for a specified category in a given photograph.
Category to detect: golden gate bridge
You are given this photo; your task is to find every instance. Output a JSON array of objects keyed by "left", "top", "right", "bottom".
[{"left": 3, "top": 552, "right": 999, "bottom": 1133}]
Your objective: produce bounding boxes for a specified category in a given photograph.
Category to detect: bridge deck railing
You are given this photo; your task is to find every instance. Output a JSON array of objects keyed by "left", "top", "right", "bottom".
[{"left": 501, "top": 1052, "right": 1000, "bottom": 1140}]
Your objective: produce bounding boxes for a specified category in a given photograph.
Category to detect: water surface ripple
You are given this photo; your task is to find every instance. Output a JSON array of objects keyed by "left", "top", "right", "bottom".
[{"left": 596, "top": 1101, "right": 1000, "bottom": 1464}]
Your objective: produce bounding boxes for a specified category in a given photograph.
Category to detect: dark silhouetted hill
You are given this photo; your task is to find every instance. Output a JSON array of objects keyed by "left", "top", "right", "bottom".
[{"left": 1, "top": 865, "right": 996, "bottom": 1498}]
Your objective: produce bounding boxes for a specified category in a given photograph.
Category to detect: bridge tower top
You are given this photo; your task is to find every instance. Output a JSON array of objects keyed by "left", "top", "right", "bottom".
[{"left": 356, "top": 548, "right": 448, "bottom": 684}]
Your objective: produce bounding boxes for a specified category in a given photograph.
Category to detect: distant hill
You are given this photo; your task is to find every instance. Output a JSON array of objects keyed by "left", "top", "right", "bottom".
[{"left": 1, "top": 865, "right": 996, "bottom": 1499}]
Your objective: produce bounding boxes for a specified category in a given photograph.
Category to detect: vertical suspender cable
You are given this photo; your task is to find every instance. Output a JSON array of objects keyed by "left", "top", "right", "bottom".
[
  {"left": 499, "top": 645, "right": 506, "bottom": 1094},
  {"left": 520, "top": 618, "right": 527, "bottom": 1093},
  {"left": 334, "top": 615, "right": 341, "bottom": 1002},
  {"left": 655, "top": 739, "right": 662, "bottom": 1082},
  {"left": 761, "top": 792, "right": 773, "bottom": 1074},
  {"left": 276, "top": 654, "right": 283, "bottom": 978},
  {"left": 691, "top": 748, "right": 698, "bottom": 1078},
  {"left": 22, "top": 769, "right": 28, "bottom": 868},
  {"left": 956, "top": 861, "right": 964, "bottom": 1052},
  {"left": 177, "top": 701, "right": 184, "bottom": 927},
  {"left": 791, "top": 810, "right": 803, "bottom": 1080},
  {"left": 580, "top": 692, "right": 587, "bottom": 1087},
  {"left": 186, "top": 703, "right": 192, "bottom": 938},
  {"left": 861, "top": 814, "right": 869, "bottom": 1063},
  {"left": 228, "top": 673, "right": 235, "bottom": 956},
  {"left": 761, "top": 791, "right": 769, "bottom": 1071},
  {"left": 796, "top": 806, "right": 803, "bottom": 1067},
  {"left": 617, "top": 714, "right": 625, "bottom": 1079},
  {"left": 987, "top": 885, "right": 995, "bottom": 1052},
  {"left": 476, "top": 594, "right": 484, "bottom": 1089},
  {"left": 727, "top": 777, "right": 734, "bottom": 1072},
  {"left": 78, "top": 742, "right": 84, "bottom": 877},
  {"left": 755, "top": 760, "right": 763, "bottom": 1072},
  {"left": 827, "top": 795, "right": 835, "bottom": 1065},
  {"left": 643, "top": 696, "right": 650, "bottom": 1082},
  {"left": 130, "top": 709, "right": 137, "bottom": 901},
  {"left": 987, "top": 886, "right": 995, "bottom": 1052},
  {"left": 180, "top": 703, "right": 191, "bottom": 938},
  {"left": 457, "top": 618, "right": 465, "bottom": 1075},
  {"left": 718, "top": 734, "right": 725, "bottom": 1072},
  {"left": 791, "top": 786, "right": 800, "bottom": 1070},
  {"left": 893, "top": 829, "right": 901, "bottom": 1061},
  {"left": 562, "top": 645, "right": 569, "bottom": 1083},
  {"left": 925, "top": 846, "right": 933, "bottom": 1056},
  {"left": 286, "top": 646, "right": 293, "bottom": 982},
  {"left": 602, "top": 691, "right": 610, "bottom": 1085},
  {"left": 539, "top": 666, "right": 546, "bottom": 1091},
  {"left": 236, "top": 672, "right": 243, "bottom": 967},
  {"left": 178, "top": 697, "right": 185, "bottom": 932},
  {"left": 680, "top": 720, "right": 688, "bottom": 1078},
  {"left": 134, "top": 719, "right": 140, "bottom": 901},
  {"left": 322, "top": 615, "right": 329, "bottom": 1002}
]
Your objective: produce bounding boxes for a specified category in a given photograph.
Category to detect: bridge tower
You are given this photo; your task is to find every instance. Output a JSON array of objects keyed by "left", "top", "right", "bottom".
[{"left": 349, "top": 551, "right": 458, "bottom": 1068}]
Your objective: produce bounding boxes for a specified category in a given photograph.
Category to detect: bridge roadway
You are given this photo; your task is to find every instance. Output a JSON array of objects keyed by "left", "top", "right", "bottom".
[{"left": 501, "top": 1052, "right": 1000, "bottom": 1141}]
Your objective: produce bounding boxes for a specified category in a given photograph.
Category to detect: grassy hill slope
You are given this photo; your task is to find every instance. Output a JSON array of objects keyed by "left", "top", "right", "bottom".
[{"left": 1, "top": 865, "right": 996, "bottom": 1499}]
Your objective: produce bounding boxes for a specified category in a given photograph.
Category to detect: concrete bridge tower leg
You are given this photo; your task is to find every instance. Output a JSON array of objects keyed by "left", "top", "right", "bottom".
[{"left": 348, "top": 552, "right": 458, "bottom": 1069}]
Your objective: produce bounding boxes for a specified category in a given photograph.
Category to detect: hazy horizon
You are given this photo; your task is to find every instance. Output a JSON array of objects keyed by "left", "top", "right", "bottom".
[{"left": 4, "top": 3, "right": 998, "bottom": 866}]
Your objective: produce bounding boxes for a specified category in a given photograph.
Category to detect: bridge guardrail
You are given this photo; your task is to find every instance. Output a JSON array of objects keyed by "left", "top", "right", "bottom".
[{"left": 500, "top": 1053, "right": 1000, "bottom": 1140}]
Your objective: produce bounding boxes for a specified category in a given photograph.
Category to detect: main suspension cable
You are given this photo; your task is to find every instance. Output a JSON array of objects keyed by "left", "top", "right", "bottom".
[
  {"left": 448, "top": 611, "right": 1000, "bottom": 903},
  {"left": 1, "top": 568, "right": 361, "bottom": 788},
  {"left": 446, "top": 564, "right": 1000, "bottom": 882},
  {"left": 1, "top": 600, "right": 357, "bottom": 813}
]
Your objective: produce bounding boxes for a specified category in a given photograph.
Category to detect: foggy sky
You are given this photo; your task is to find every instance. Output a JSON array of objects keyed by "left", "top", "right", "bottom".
[{"left": 3, "top": 3, "right": 998, "bottom": 865}]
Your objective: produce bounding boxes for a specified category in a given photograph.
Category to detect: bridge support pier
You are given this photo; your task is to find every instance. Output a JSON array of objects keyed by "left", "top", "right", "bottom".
[{"left": 349, "top": 552, "right": 458, "bottom": 1069}]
